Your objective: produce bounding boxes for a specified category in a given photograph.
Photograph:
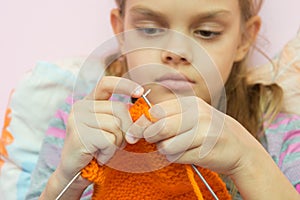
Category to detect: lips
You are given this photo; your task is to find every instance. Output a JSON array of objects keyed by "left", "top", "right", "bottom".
[{"left": 155, "top": 73, "right": 195, "bottom": 91}]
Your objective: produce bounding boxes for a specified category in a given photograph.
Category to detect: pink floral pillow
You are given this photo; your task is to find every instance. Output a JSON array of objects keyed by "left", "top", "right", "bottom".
[{"left": 248, "top": 30, "right": 300, "bottom": 115}]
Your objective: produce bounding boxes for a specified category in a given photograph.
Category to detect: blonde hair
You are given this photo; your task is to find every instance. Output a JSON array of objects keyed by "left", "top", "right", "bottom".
[
  {"left": 226, "top": 0, "right": 283, "bottom": 136},
  {"left": 110, "top": 0, "right": 283, "bottom": 137}
]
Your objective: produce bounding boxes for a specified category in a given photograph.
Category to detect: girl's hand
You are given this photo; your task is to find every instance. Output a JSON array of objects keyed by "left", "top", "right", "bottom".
[
  {"left": 55, "top": 76, "right": 144, "bottom": 190},
  {"left": 127, "top": 96, "right": 300, "bottom": 200},
  {"left": 127, "top": 96, "right": 265, "bottom": 175}
]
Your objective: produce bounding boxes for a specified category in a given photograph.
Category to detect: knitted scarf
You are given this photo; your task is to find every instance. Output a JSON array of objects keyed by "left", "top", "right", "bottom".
[{"left": 81, "top": 98, "right": 231, "bottom": 199}]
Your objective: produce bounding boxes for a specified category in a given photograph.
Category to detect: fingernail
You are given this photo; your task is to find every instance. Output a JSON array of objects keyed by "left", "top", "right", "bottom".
[
  {"left": 125, "top": 133, "right": 139, "bottom": 144},
  {"left": 133, "top": 86, "right": 144, "bottom": 97},
  {"left": 166, "top": 155, "right": 178, "bottom": 162}
]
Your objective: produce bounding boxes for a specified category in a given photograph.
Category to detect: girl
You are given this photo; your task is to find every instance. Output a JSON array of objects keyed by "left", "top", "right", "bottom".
[{"left": 26, "top": 0, "right": 300, "bottom": 199}]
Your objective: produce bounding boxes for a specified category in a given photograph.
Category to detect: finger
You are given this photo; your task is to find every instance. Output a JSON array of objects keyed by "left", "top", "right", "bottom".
[
  {"left": 157, "top": 113, "right": 224, "bottom": 156},
  {"left": 149, "top": 96, "right": 199, "bottom": 120},
  {"left": 82, "top": 113, "right": 123, "bottom": 147},
  {"left": 165, "top": 148, "right": 200, "bottom": 165},
  {"left": 125, "top": 115, "right": 152, "bottom": 144},
  {"left": 144, "top": 109, "right": 199, "bottom": 143},
  {"left": 165, "top": 147, "right": 213, "bottom": 169},
  {"left": 95, "top": 142, "right": 118, "bottom": 165},
  {"left": 156, "top": 126, "right": 204, "bottom": 156},
  {"left": 75, "top": 124, "right": 119, "bottom": 164},
  {"left": 163, "top": 123, "right": 227, "bottom": 167},
  {"left": 73, "top": 100, "right": 133, "bottom": 137},
  {"left": 86, "top": 76, "right": 144, "bottom": 100},
  {"left": 88, "top": 100, "right": 133, "bottom": 134}
]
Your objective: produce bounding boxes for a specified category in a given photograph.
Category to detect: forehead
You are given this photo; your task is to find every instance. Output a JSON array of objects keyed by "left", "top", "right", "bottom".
[{"left": 124, "top": 0, "right": 240, "bottom": 19}]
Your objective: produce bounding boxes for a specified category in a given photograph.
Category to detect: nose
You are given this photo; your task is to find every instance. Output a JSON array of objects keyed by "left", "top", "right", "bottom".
[
  {"left": 161, "top": 34, "right": 193, "bottom": 66},
  {"left": 161, "top": 51, "right": 190, "bottom": 65}
]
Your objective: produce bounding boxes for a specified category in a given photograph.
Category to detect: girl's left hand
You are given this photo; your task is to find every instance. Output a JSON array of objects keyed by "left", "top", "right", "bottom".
[{"left": 126, "top": 96, "right": 266, "bottom": 176}]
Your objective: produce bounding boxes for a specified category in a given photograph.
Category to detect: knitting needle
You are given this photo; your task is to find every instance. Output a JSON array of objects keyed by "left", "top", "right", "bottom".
[
  {"left": 56, "top": 90, "right": 218, "bottom": 200},
  {"left": 55, "top": 89, "right": 153, "bottom": 199},
  {"left": 55, "top": 171, "right": 82, "bottom": 200},
  {"left": 141, "top": 89, "right": 152, "bottom": 108},
  {"left": 141, "top": 90, "right": 219, "bottom": 200},
  {"left": 191, "top": 164, "right": 219, "bottom": 200}
]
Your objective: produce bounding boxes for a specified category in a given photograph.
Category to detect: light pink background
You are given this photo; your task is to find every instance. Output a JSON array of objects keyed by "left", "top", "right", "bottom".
[{"left": 1, "top": 0, "right": 300, "bottom": 129}]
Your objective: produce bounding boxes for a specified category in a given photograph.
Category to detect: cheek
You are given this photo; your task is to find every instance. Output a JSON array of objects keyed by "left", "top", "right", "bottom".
[
  {"left": 216, "top": 56, "right": 235, "bottom": 83},
  {"left": 207, "top": 41, "right": 239, "bottom": 83},
  {"left": 124, "top": 50, "right": 162, "bottom": 85},
  {"left": 126, "top": 50, "right": 159, "bottom": 69},
  {"left": 203, "top": 24, "right": 241, "bottom": 83}
]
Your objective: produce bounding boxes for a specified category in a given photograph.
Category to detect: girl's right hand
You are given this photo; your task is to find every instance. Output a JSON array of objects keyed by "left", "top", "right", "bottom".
[{"left": 54, "top": 76, "right": 144, "bottom": 191}]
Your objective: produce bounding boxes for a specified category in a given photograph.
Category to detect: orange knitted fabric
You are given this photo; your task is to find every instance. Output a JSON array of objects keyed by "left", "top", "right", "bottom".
[{"left": 81, "top": 98, "right": 231, "bottom": 199}]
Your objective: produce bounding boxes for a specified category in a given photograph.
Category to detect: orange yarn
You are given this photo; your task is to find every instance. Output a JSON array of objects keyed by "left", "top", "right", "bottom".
[
  {"left": 81, "top": 97, "right": 231, "bottom": 199},
  {"left": 129, "top": 97, "right": 153, "bottom": 122},
  {"left": 186, "top": 165, "right": 204, "bottom": 200}
]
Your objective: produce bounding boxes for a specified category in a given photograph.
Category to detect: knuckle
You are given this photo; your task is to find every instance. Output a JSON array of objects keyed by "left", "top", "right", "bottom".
[
  {"left": 104, "top": 132, "right": 116, "bottom": 146},
  {"left": 72, "top": 99, "right": 87, "bottom": 113},
  {"left": 159, "top": 141, "right": 173, "bottom": 154},
  {"left": 111, "top": 101, "right": 126, "bottom": 113},
  {"left": 96, "top": 76, "right": 112, "bottom": 93},
  {"left": 156, "top": 121, "right": 169, "bottom": 137},
  {"left": 160, "top": 127, "right": 171, "bottom": 138},
  {"left": 112, "top": 117, "right": 122, "bottom": 133},
  {"left": 98, "top": 76, "right": 108, "bottom": 87}
]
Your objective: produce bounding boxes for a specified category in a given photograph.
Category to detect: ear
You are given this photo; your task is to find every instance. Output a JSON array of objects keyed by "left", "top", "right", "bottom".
[
  {"left": 234, "top": 15, "right": 261, "bottom": 62},
  {"left": 111, "top": 8, "right": 124, "bottom": 35},
  {"left": 111, "top": 8, "right": 125, "bottom": 50}
]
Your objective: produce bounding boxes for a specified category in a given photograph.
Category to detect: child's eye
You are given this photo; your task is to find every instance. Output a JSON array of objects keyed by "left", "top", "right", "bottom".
[
  {"left": 194, "top": 30, "right": 221, "bottom": 40},
  {"left": 136, "top": 27, "right": 166, "bottom": 37}
]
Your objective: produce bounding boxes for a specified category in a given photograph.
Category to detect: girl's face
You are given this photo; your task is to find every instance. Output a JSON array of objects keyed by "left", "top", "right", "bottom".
[{"left": 111, "top": 0, "right": 255, "bottom": 104}]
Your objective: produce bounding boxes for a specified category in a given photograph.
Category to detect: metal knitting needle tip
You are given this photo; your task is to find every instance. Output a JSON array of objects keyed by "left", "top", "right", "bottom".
[
  {"left": 142, "top": 89, "right": 152, "bottom": 108},
  {"left": 143, "top": 89, "right": 151, "bottom": 97},
  {"left": 191, "top": 164, "right": 219, "bottom": 200}
]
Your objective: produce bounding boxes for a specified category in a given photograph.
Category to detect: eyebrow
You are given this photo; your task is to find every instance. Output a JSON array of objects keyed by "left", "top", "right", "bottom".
[
  {"left": 129, "top": 6, "right": 167, "bottom": 20},
  {"left": 129, "top": 6, "right": 231, "bottom": 21}
]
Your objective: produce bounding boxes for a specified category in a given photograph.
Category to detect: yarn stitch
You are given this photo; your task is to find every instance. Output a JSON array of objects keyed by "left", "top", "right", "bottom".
[{"left": 81, "top": 97, "right": 231, "bottom": 199}]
